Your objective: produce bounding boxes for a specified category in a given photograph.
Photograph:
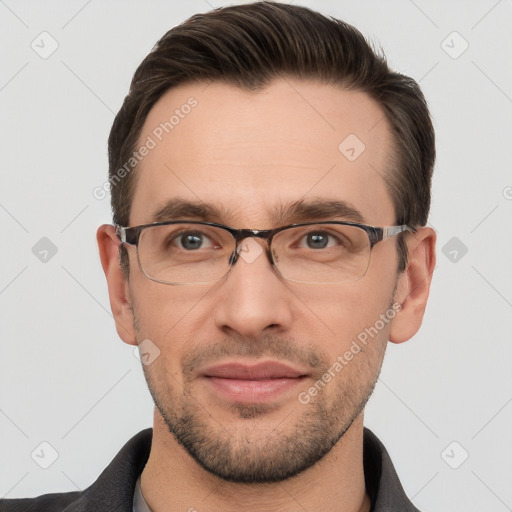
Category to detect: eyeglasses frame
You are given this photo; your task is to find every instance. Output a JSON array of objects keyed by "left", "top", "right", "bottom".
[{"left": 116, "top": 220, "right": 415, "bottom": 285}]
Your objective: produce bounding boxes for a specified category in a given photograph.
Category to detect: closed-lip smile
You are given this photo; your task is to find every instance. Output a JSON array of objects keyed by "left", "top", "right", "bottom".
[{"left": 201, "top": 360, "right": 309, "bottom": 404}]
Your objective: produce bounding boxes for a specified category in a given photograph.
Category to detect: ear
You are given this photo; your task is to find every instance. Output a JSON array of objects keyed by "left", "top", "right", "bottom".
[
  {"left": 389, "top": 227, "right": 436, "bottom": 344},
  {"left": 97, "top": 224, "right": 137, "bottom": 346}
]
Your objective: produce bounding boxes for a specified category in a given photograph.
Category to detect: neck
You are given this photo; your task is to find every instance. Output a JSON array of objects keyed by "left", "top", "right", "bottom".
[{"left": 141, "top": 410, "right": 370, "bottom": 512}]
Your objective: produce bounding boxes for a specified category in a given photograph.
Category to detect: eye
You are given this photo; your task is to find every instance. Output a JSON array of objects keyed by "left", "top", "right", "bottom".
[
  {"left": 298, "top": 231, "right": 341, "bottom": 250},
  {"left": 174, "top": 230, "right": 215, "bottom": 250}
]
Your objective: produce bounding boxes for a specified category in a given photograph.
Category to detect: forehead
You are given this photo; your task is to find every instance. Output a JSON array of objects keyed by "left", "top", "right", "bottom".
[{"left": 130, "top": 78, "right": 395, "bottom": 227}]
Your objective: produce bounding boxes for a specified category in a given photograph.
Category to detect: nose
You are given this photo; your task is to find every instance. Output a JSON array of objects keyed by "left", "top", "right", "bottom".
[{"left": 213, "top": 237, "right": 293, "bottom": 338}]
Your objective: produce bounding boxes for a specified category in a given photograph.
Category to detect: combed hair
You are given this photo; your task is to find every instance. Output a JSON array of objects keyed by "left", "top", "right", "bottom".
[{"left": 108, "top": 1, "right": 435, "bottom": 273}]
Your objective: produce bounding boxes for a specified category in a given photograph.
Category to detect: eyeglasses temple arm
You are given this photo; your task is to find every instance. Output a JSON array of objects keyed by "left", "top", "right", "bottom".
[
  {"left": 115, "top": 225, "right": 127, "bottom": 244},
  {"left": 381, "top": 225, "right": 415, "bottom": 240}
]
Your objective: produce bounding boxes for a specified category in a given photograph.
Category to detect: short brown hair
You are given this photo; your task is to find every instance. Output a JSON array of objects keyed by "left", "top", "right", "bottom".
[{"left": 108, "top": 1, "right": 435, "bottom": 274}]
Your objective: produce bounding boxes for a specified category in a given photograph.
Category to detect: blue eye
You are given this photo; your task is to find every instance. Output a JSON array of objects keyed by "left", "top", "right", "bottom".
[
  {"left": 180, "top": 232, "right": 206, "bottom": 250},
  {"left": 299, "top": 231, "right": 340, "bottom": 250},
  {"left": 306, "top": 232, "right": 329, "bottom": 249}
]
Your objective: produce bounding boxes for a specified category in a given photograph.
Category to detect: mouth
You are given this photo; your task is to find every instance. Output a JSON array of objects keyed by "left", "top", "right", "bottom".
[{"left": 201, "top": 361, "right": 309, "bottom": 404}]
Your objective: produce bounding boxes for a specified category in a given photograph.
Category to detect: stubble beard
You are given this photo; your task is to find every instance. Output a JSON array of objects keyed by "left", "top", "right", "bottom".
[{"left": 136, "top": 326, "right": 388, "bottom": 484}]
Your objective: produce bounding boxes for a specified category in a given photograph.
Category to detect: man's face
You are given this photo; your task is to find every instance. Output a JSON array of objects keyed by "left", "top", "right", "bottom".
[{"left": 123, "top": 79, "right": 402, "bottom": 482}]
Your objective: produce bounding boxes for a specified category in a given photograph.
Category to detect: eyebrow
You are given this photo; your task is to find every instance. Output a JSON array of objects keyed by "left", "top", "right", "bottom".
[{"left": 151, "top": 198, "right": 366, "bottom": 225}]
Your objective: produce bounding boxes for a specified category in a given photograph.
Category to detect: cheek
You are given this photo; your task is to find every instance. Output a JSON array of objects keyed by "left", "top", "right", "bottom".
[
  {"left": 130, "top": 281, "right": 219, "bottom": 373},
  {"left": 132, "top": 278, "right": 212, "bottom": 334},
  {"left": 290, "top": 275, "right": 396, "bottom": 357}
]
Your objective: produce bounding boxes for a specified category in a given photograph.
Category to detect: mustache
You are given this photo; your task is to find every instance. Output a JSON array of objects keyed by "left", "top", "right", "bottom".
[{"left": 180, "top": 333, "right": 328, "bottom": 378}]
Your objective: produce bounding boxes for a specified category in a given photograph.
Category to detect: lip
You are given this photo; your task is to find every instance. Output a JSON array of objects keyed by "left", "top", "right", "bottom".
[
  {"left": 203, "top": 361, "right": 307, "bottom": 380},
  {"left": 201, "top": 361, "right": 309, "bottom": 404}
]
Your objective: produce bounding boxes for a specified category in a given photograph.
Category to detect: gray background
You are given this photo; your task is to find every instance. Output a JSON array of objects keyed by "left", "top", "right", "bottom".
[{"left": 1, "top": 0, "right": 511, "bottom": 510}]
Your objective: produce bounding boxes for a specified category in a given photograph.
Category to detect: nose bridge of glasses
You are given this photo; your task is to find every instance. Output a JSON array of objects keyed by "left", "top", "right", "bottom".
[
  {"left": 229, "top": 229, "right": 274, "bottom": 266},
  {"left": 233, "top": 228, "right": 272, "bottom": 241}
]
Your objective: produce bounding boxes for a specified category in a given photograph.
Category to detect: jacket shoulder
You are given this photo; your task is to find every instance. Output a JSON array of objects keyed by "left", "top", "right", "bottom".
[
  {"left": 0, "top": 429, "right": 152, "bottom": 512},
  {"left": 0, "top": 491, "right": 81, "bottom": 512}
]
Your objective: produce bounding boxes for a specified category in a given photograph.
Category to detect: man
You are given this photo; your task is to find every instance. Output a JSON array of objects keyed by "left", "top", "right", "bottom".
[{"left": 1, "top": 2, "right": 436, "bottom": 511}]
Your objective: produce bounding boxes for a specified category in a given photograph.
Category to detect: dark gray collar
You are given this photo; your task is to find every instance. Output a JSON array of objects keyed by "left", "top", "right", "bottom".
[
  {"left": 127, "top": 428, "right": 420, "bottom": 512},
  {"left": 0, "top": 427, "right": 420, "bottom": 511},
  {"left": 362, "top": 428, "right": 421, "bottom": 511}
]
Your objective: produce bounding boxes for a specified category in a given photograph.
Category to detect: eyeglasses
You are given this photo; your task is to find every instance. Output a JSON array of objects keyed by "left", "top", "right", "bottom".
[{"left": 116, "top": 220, "right": 414, "bottom": 285}]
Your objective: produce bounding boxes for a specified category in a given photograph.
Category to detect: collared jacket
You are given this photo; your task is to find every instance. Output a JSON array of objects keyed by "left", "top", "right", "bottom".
[{"left": 0, "top": 428, "right": 421, "bottom": 511}]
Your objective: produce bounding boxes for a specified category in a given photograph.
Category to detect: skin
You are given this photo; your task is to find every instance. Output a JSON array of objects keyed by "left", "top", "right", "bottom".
[{"left": 98, "top": 78, "right": 436, "bottom": 512}]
